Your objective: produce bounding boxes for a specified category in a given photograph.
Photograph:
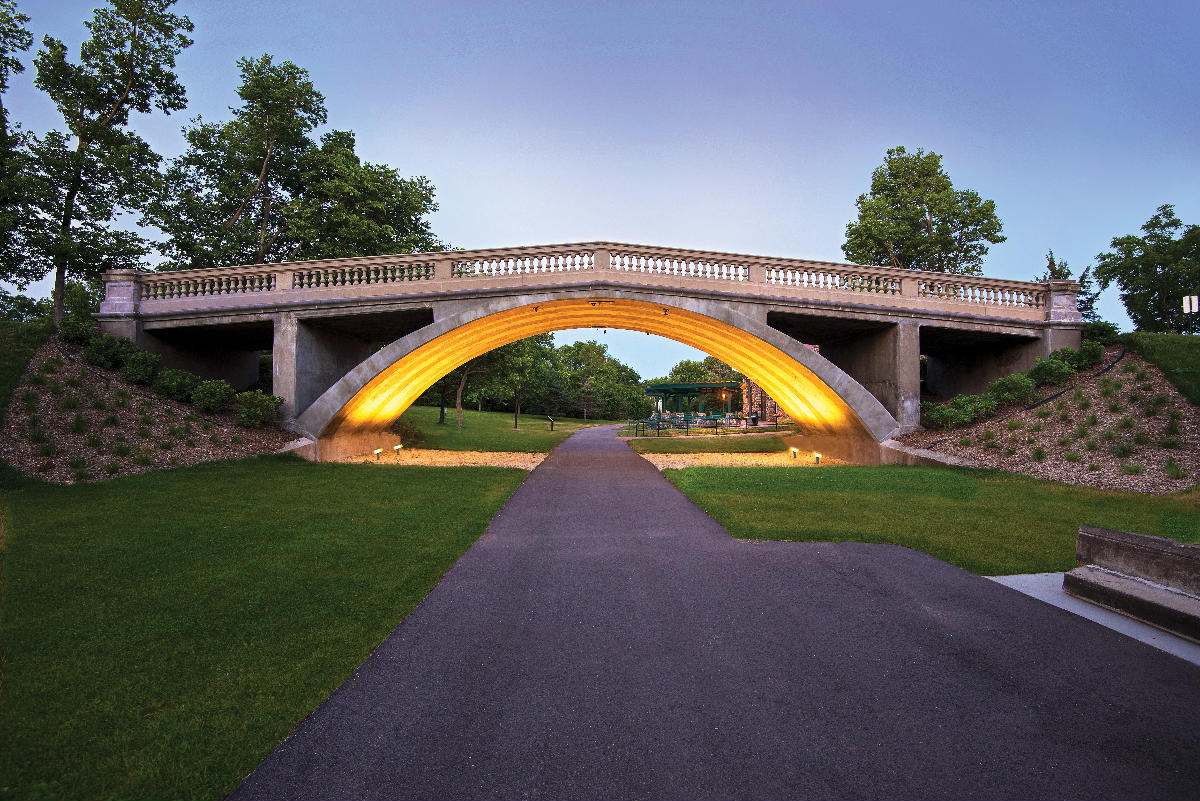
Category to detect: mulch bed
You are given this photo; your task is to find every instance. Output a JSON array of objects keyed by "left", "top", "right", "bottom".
[
  {"left": 899, "top": 347, "right": 1199, "bottom": 494},
  {"left": 0, "top": 337, "right": 294, "bottom": 484}
]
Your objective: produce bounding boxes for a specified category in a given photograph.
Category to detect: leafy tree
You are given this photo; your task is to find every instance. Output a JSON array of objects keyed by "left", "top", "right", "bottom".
[
  {"left": 151, "top": 54, "right": 325, "bottom": 267},
  {"left": 1035, "top": 250, "right": 1101, "bottom": 322},
  {"left": 152, "top": 58, "right": 441, "bottom": 268},
  {"left": 1093, "top": 205, "right": 1200, "bottom": 333},
  {"left": 0, "top": 0, "right": 33, "bottom": 286},
  {"left": 842, "top": 146, "right": 1005, "bottom": 276},
  {"left": 31, "top": 0, "right": 193, "bottom": 319},
  {"left": 490, "top": 334, "right": 553, "bottom": 429},
  {"left": 285, "top": 130, "right": 441, "bottom": 259}
]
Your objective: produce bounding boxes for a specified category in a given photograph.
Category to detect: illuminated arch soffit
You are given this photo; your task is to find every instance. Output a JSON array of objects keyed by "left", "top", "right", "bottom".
[{"left": 324, "top": 298, "right": 869, "bottom": 439}]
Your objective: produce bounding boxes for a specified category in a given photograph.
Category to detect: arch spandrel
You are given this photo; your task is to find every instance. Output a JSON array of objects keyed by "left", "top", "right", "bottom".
[{"left": 297, "top": 297, "right": 899, "bottom": 454}]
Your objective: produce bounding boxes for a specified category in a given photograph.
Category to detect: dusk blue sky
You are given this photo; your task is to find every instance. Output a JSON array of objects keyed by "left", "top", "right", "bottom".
[{"left": 8, "top": 1, "right": 1199, "bottom": 378}]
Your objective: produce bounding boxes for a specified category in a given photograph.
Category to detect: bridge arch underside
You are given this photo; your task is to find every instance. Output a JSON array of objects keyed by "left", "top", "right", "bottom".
[{"left": 301, "top": 296, "right": 900, "bottom": 460}]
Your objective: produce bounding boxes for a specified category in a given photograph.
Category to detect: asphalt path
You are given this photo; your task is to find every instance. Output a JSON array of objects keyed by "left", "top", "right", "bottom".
[{"left": 231, "top": 425, "right": 1200, "bottom": 800}]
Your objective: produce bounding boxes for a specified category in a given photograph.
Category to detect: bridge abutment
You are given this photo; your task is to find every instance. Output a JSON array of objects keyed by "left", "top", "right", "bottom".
[
  {"left": 819, "top": 321, "right": 922, "bottom": 433},
  {"left": 273, "top": 313, "right": 374, "bottom": 424}
]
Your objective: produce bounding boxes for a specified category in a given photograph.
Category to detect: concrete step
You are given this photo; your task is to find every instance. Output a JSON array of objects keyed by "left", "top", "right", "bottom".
[{"left": 1063, "top": 565, "right": 1200, "bottom": 644}]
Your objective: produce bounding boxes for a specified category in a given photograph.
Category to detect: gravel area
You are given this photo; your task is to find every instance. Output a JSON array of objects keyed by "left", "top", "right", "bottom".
[
  {"left": 898, "top": 347, "right": 1199, "bottom": 494},
  {"left": 1, "top": 337, "right": 294, "bottom": 484},
  {"left": 636, "top": 450, "right": 851, "bottom": 470},
  {"left": 349, "top": 448, "right": 545, "bottom": 470}
]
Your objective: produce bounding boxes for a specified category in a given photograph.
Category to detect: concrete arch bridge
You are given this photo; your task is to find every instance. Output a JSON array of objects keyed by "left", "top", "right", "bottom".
[{"left": 97, "top": 242, "right": 1082, "bottom": 460}]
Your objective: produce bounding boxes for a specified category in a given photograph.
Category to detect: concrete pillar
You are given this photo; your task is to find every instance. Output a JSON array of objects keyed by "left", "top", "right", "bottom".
[
  {"left": 274, "top": 312, "right": 373, "bottom": 423},
  {"left": 819, "top": 322, "right": 920, "bottom": 432}
]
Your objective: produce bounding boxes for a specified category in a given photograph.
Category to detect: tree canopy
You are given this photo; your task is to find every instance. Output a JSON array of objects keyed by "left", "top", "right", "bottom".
[
  {"left": 1093, "top": 205, "right": 1200, "bottom": 334},
  {"left": 149, "top": 55, "right": 440, "bottom": 268},
  {"left": 842, "top": 146, "right": 1005, "bottom": 276},
  {"left": 1035, "top": 250, "right": 1101, "bottom": 322},
  {"left": 28, "top": 0, "right": 193, "bottom": 319}
]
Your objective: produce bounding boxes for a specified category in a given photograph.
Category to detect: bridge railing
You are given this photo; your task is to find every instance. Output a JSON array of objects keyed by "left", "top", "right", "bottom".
[{"left": 101, "top": 241, "right": 1074, "bottom": 322}]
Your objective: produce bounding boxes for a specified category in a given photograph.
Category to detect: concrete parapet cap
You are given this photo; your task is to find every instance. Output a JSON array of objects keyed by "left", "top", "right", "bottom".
[
  {"left": 1077, "top": 526, "right": 1200, "bottom": 598},
  {"left": 102, "top": 268, "right": 143, "bottom": 280}
]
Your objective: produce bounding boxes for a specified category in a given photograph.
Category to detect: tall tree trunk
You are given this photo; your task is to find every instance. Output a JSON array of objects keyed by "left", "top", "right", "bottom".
[
  {"left": 454, "top": 364, "right": 474, "bottom": 428},
  {"left": 513, "top": 387, "right": 521, "bottom": 429},
  {"left": 51, "top": 147, "right": 87, "bottom": 322},
  {"left": 437, "top": 381, "right": 448, "bottom": 425}
]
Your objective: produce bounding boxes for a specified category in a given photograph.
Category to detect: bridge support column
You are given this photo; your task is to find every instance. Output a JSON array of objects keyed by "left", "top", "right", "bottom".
[
  {"left": 819, "top": 321, "right": 921, "bottom": 433},
  {"left": 273, "top": 313, "right": 373, "bottom": 424}
]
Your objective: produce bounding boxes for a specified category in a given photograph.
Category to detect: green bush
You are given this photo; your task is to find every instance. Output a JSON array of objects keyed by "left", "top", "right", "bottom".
[
  {"left": 153, "top": 369, "right": 201, "bottom": 402},
  {"left": 986, "top": 373, "right": 1038, "bottom": 406},
  {"left": 1027, "top": 357, "right": 1076, "bottom": 386},
  {"left": 920, "top": 393, "right": 997, "bottom": 430},
  {"left": 234, "top": 390, "right": 283, "bottom": 427},
  {"left": 83, "top": 334, "right": 136, "bottom": 369},
  {"left": 191, "top": 379, "right": 237, "bottom": 413},
  {"left": 1076, "top": 339, "right": 1104, "bottom": 368},
  {"left": 119, "top": 350, "right": 161, "bottom": 385},
  {"left": 1048, "top": 347, "right": 1078, "bottom": 365},
  {"left": 1082, "top": 320, "right": 1120, "bottom": 346},
  {"left": 58, "top": 315, "right": 96, "bottom": 346}
]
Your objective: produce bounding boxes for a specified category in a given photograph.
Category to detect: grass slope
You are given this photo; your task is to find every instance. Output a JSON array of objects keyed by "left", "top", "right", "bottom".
[
  {"left": 0, "top": 320, "right": 53, "bottom": 421},
  {"left": 627, "top": 434, "right": 789, "bottom": 454},
  {"left": 666, "top": 465, "right": 1200, "bottom": 575},
  {"left": 397, "top": 405, "right": 616, "bottom": 452},
  {"left": 1124, "top": 332, "right": 1200, "bottom": 404},
  {"left": 0, "top": 455, "right": 526, "bottom": 800}
]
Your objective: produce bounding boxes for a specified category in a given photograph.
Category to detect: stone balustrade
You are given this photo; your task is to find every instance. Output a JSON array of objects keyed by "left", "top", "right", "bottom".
[{"left": 102, "top": 241, "right": 1073, "bottom": 323}]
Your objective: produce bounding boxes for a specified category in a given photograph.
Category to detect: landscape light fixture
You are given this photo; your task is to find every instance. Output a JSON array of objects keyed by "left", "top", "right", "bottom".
[
  {"left": 814, "top": 452, "right": 821, "bottom": 464},
  {"left": 393, "top": 444, "right": 402, "bottom": 454},
  {"left": 791, "top": 447, "right": 798, "bottom": 459},
  {"left": 374, "top": 448, "right": 382, "bottom": 461}
]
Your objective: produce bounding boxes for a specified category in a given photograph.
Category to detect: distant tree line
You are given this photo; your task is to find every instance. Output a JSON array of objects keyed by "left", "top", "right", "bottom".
[{"left": 418, "top": 337, "right": 657, "bottom": 427}]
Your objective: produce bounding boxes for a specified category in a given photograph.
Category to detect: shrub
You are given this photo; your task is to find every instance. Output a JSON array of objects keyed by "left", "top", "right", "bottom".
[
  {"left": 69, "top": 413, "right": 88, "bottom": 434},
  {"left": 1122, "top": 463, "right": 1142, "bottom": 475},
  {"left": 1164, "top": 459, "right": 1186, "bottom": 479},
  {"left": 120, "top": 350, "right": 161, "bottom": 385},
  {"left": 153, "top": 368, "right": 201, "bottom": 402},
  {"left": 83, "top": 334, "right": 136, "bottom": 369},
  {"left": 38, "top": 357, "right": 62, "bottom": 374},
  {"left": 1028, "top": 357, "right": 1076, "bottom": 386},
  {"left": 234, "top": 390, "right": 283, "bottom": 427},
  {"left": 1081, "top": 320, "right": 1120, "bottom": 346},
  {"left": 390, "top": 420, "right": 424, "bottom": 448},
  {"left": 1075, "top": 339, "right": 1104, "bottom": 369},
  {"left": 1113, "top": 444, "right": 1135, "bottom": 458},
  {"left": 1085, "top": 439, "right": 1098, "bottom": 451},
  {"left": 1048, "top": 347, "right": 1079, "bottom": 366},
  {"left": 58, "top": 315, "right": 96, "bottom": 345},
  {"left": 987, "top": 373, "right": 1038, "bottom": 406},
  {"left": 1065, "top": 451, "right": 1080, "bottom": 462},
  {"left": 1032, "top": 447, "right": 1046, "bottom": 461},
  {"left": 192, "top": 379, "right": 237, "bottom": 412},
  {"left": 920, "top": 393, "right": 996, "bottom": 430},
  {"left": 105, "top": 462, "right": 121, "bottom": 475},
  {"left": 1158, "top": 437, "right": 1179, "bottom": 449}
]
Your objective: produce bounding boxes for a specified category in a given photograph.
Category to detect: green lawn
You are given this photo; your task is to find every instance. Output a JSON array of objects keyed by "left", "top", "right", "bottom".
[
  {"left": 396, "top": 405, "right": 617, "bottom": 452},
  {"left": 1123, "top": 331, "right": 1200, "bottom": 404},
  {"left": 627, "top": 434, "right": 789, "bottom": 454},
  {"left": 0, "top": 456, "right": 526, "bottom": 801},
  {"left": 666, "top": 465, "right": 1200, "bottom": 575},
  {"left": 0, "top": 319, "right": 52, "bottom": 421}
]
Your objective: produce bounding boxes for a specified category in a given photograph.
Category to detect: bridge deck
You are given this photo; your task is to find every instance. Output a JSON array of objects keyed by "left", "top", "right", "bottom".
[{"left": 99, "top": 241, "right": 1079, "bottom": 325}]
